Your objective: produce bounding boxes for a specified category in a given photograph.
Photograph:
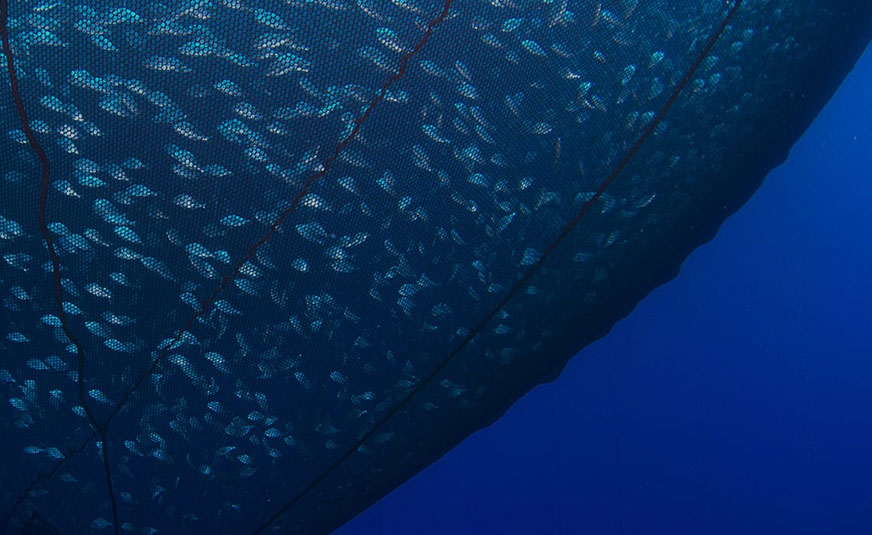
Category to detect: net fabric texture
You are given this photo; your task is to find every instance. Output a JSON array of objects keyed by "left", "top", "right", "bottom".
[{"left": 0, "top": 0, "right": 870, "bottom": 533}]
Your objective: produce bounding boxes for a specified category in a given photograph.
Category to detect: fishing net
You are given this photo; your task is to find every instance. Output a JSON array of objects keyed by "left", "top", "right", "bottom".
[{"left": 0, "top": 0, "right": 870, "bottom": 533}]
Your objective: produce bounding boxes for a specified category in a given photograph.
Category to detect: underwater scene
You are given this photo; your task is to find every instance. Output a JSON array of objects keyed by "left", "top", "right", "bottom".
[
  {"left": 343, "top": 34, "right": 872, "bottom": 535},
  {"left": 0, "top": 0, "right": 870, "bottom": 533}
]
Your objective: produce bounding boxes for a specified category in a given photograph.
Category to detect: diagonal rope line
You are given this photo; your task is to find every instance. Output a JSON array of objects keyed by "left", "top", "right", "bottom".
[
  {"left": 1, "top": 430, "right": 96, "bottom": 534},
  {"left": 2, "top": 0, "right": 455, "bottom": 530},
  {"left": 248, "top": 1, "right": 744, "bottom": 533},
  {"left": 100, "top": 0, "right": 457, "bottom": 431}
]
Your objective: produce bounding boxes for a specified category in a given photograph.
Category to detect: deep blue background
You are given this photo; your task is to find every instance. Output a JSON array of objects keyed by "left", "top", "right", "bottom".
[{"left": 341, "top": 46, "right": 872, "bottom": 534}]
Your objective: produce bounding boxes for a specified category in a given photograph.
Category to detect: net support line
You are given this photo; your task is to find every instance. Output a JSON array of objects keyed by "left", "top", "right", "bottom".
[{"left": 248, "top": 0, "right": 744, "bottom": 533}]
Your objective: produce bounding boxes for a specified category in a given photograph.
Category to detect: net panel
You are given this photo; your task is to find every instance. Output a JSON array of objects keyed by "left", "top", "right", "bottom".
[{"left": 0, "top": 0, "right": 870, "bottom": 534}]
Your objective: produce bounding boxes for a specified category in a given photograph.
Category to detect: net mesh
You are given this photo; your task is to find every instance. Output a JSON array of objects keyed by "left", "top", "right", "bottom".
[{"left": 0, "top": 0, "right": 870, "bottom": 533}]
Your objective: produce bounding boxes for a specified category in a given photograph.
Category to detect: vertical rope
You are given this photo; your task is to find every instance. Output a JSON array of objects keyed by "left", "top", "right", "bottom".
[{"left": 0, "top": 1, "right": 119, "bottom": 533}]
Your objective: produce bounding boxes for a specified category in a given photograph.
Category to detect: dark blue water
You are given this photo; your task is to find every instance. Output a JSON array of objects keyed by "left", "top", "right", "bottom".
[
  {"left": 341, "top": 45, "right": 872, "bottom": 535},
  {"left": 1, "top": 5, "right": 868, "bottom": 533}
]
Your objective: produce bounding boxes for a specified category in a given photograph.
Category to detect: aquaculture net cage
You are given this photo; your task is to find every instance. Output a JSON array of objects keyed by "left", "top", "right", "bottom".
[{"left": 1, "top": 0, "right": 870, "bottom": 533}]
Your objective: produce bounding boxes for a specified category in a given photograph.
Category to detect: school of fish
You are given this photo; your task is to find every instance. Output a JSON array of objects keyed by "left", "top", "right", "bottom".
[{"left": 0, "top": 0, "right": 794, "bottom": 532}]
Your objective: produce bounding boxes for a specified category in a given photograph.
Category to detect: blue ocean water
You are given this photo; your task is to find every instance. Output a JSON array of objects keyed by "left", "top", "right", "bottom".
[
  {"left": 341, "top": 45, "right": 872, "bottom": 535},
  {"left": 1, "top": 3, "right": 869, "bottom": 533}
]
